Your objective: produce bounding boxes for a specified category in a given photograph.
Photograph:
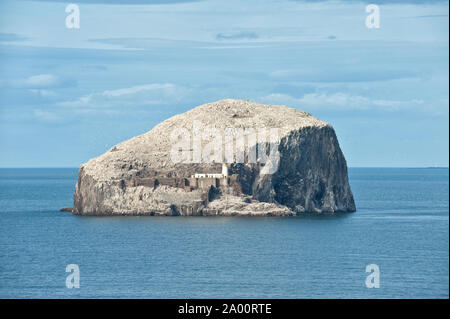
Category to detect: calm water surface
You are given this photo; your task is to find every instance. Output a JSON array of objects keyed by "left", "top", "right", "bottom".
[{"left": 0, "top": 168, "right": 448, "bottom": 298}]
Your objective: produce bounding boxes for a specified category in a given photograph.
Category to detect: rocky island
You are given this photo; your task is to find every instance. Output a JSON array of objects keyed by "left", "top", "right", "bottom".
[{"left": 72, "top": 99, "right": 356, "bottom": 216}]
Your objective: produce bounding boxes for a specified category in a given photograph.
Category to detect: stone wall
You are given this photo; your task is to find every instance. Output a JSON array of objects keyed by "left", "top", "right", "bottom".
[{"left": 125, "top": 174, "right": 242, "bottom": 194}]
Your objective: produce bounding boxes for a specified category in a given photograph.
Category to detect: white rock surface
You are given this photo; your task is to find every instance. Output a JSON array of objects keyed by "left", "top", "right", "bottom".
[{"left": 73, "top": 99, "right": 355, "bottom": 215}]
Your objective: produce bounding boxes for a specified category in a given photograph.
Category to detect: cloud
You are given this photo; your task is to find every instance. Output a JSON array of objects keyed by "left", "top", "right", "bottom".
[
  {"left": 411, "top": 14, "right": 449, "bottom": 18},
  {"left": 59, "top": 83, "right": 189, "bottom": 108},
  {"left": 88, "top": 37, "right": 209, "bottom": 50},
  {"left": 20, "top": 0, "right": 449, "bottom": 3},
  {"left": 288, "top": 0, "right": 448, "bottom": 3},
  {"left": 33, "top": 109, "right": 63, "bottom": 123},
  {"left": 216, "top": 31, "right": 259, "bottom": 41},
  {"left": 29, "top": 89, "right": 58, "bottom": 98},
  {"left": 24, "top": 74, "right": 61, "bottom": 88},
  {"left": 260, "top": 92, "right": 426, "bottom": 111},
  {"left": 80, "top": 65, "right": 108, "bottom": 71},
  {"left": 88, "top": 36, "right": 266, "bottom": 50},
  {"left": 101, "top": 84, "right": 177, "bottom": 97},
  {"left": 268, "top": 69, "right": 419, "bottom": 83},
  {"left": 0, "top": 33, "right": 30, "bottom": 42},
  {"left": 2, "top": 74, "right": 76, "bottom": 89},
  {"left": 8, "top": 0, "right": 449, "bottom": 52},
  {"left": 19, "top": 0, "right": 202, "bottom": 4}
]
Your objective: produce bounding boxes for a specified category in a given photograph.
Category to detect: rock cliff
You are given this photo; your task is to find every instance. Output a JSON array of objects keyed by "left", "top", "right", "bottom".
[{"left": 72, "top": 99, "right": 355, "bottom": 215}]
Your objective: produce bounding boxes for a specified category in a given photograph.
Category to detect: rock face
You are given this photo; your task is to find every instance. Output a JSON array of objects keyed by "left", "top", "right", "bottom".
[{"left": 73, "top": 99, "right": 355, "bottom": 216}]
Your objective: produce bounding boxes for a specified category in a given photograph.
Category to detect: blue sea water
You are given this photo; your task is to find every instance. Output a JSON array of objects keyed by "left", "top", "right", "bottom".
[{"left": 0, "top": 168, "right": 448, "bottom": 298}]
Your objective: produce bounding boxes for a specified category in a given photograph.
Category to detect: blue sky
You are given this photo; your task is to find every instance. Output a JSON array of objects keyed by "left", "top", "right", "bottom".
[{"left": 0, "top": 0, "right": 448, "bottom": 167}]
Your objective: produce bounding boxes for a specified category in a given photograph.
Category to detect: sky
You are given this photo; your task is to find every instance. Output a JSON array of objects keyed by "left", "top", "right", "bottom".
[{"left": 0, "top": 0, "right": 448, "bottom": 167}]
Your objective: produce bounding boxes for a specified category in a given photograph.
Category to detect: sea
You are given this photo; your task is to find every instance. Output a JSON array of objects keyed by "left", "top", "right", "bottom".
[{"left": 0, "top": 168, "right": 448, "bottom": 298}]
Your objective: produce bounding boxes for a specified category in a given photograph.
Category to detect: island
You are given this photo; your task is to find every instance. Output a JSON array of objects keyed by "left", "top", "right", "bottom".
[{"left": 71, "top": 99, "right": 356, "bottom": 216}]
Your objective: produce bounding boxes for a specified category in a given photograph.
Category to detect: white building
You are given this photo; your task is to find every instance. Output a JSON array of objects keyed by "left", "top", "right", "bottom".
[
  {"left": 221, "top": 163, "right": 229, "bottom": 177},
  {"left": 192, "top": 164, "right": 229, "bottom": 179}
]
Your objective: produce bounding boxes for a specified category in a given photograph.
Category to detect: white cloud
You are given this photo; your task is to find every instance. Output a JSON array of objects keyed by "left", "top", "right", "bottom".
[
  {"left": 260, "top": 92, "right": 426, "bottom": 111},
  {"left": 24, "top": 74, "right": 61, "bottom": 88},
  {"left": 59, "top": 83, "right": 189, "bottom": 108},
  {"left": 29, "top": 89, "right": 58, "bottom": 97},
  {"left": 1, "top": 74, "right": 74, "bottom": 89},
  {"left": 101, "top": 83, "right": 177, "bottom": 97}
]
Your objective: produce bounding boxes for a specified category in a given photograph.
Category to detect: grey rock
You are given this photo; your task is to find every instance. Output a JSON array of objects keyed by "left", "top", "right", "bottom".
[{"left": 72, "top": 99, "right": 355, "bottom": 216}]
